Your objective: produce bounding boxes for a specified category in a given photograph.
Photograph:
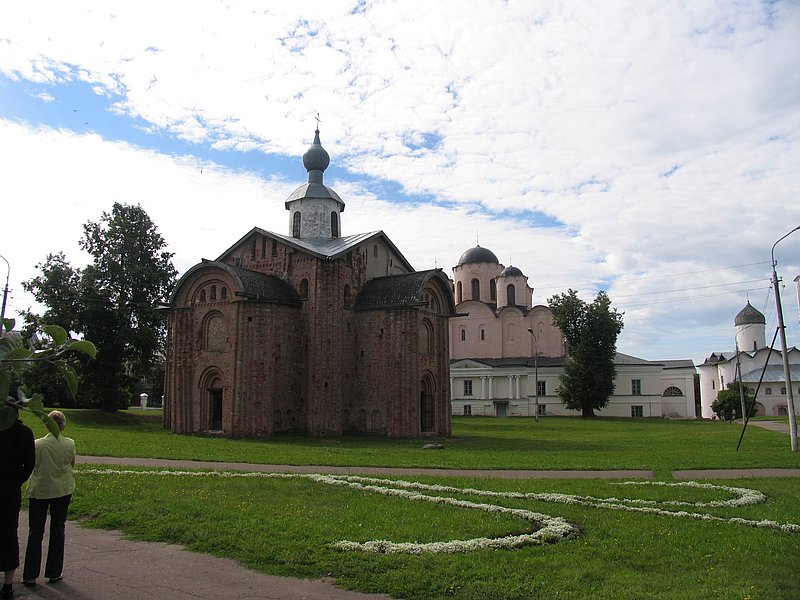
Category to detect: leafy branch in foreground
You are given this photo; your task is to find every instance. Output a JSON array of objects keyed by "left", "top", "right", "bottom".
[{"left": 0, "top": 318, "right": 97, "bottom": 436}]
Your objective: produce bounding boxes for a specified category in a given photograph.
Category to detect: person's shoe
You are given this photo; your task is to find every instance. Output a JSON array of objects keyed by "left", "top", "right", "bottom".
[
  {"left": 47, "top": 576, "right": 63, "bottom": 584},
  {"left": 1, "top": 583, "right": 14, "bottom": 599},
  {"left": 21, "top": 580, "right": 35, "bottom": 587}
]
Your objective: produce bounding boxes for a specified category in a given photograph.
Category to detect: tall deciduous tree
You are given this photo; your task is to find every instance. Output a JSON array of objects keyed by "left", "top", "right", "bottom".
[
  {"left": 23, "top": 203, "right": 176, "bottom": 410},
  {"left": 548, "top": 289, "right": 624, "bottom": 418}
]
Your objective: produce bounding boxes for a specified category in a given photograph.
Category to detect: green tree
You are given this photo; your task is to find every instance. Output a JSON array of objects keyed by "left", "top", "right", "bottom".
[
  {"left": 23, "top": 203, "right": 176, "bottom": 410},
  {"left": 1, "top": 319, "right": 96, "bottom": 436},
  {"left": 712, "top": 382, "right": 753, "bottom": 421},
  {"left": 547, "top": 289, "right": 624, "bottom": 418}
]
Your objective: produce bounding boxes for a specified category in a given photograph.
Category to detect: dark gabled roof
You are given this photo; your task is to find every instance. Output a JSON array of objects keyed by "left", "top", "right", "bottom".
[
  {"left": 614, "top": 352, "right": 658, "bottom": 366},
  {"left": 354, "top": 269, "right": 455, "bottom": 313},
  {"left": 170, "top": 260, "right": 302, "bottom": 307},
  {"left": 216, "top": 227, "right": 415, "bottom": 272},
  {"left": 658, "top": 359, "right": 696, "bottom": 370}
]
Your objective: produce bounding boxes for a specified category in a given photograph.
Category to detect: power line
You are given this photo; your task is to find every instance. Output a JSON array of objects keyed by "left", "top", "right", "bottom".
[
  {"left": 611, "top": 278, "right": 768, "bottom": 299},
  {"left": 616, "top": 286, "right": 770, "bottom": 309},
  {"left": 537, "top": 261, "right": 772, "bottom": 292}
]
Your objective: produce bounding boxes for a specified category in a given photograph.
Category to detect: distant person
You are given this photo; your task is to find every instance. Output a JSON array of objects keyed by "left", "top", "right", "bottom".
[
  {"left": 22, "top": 411, "right": 75, "bottom": 587},
  {"left": 0, "top": 402, "right": 35, "bottom": 600}
]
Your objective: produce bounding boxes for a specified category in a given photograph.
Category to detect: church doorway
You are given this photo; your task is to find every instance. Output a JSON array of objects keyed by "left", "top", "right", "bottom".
[
  {"left": 210, "top": 388, "right": 223, "bottom": 430},
  {"left": 420, "top": 376, "right": 434, "bottom": 433}
]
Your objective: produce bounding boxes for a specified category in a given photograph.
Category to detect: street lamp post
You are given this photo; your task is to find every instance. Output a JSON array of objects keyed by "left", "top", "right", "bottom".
[
  {"left": 771, "top": 226, "right": 800, "bottom": 452},
  {"left": 0, "top": 253, "right": 9, "bottom": 335},
  {"left": 527, "top": 328, "right": 539, "bottom": 422}
]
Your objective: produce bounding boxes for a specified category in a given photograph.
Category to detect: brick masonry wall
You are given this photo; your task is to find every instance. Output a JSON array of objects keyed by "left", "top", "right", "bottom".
[{"left": 166, "top": 232, "right": 452, "bottom": 438}]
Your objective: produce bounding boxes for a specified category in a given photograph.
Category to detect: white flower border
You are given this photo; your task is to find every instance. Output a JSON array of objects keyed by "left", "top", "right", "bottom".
[{"left": 78, "top": 468, "right": 800, "bottom": 554}]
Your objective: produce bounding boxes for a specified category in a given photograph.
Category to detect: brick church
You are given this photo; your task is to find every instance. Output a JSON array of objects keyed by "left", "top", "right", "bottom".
[{"left": 164, "top": 129, "right": 455, "bottom": 437}]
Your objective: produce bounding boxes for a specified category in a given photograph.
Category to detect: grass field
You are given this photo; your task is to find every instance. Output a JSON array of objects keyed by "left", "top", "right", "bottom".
[
  {"left": 22, "top": 409, "right": 800, "bottom": 478},
  {"left": 19, "top": 410, "right": 800, "bottom": 599}
]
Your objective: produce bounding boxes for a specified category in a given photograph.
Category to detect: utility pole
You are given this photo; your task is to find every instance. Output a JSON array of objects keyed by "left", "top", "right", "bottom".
[
  {"left": 0, "top": 253, "right": 9, "bottom": 336},
  {"left": 771, "top": 226, "right": 799, "bottom": 452}
]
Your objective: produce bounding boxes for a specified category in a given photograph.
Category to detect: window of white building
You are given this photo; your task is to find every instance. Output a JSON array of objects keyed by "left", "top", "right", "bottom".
[
  {"left": 631, "top": 405, "right": 644, "bottom": 418},
  {"left": 631, "top": 379, "right": 642, "bottom": 396},
  {"left": 463, "top": 380, "right": 473, "bottom": 396}
]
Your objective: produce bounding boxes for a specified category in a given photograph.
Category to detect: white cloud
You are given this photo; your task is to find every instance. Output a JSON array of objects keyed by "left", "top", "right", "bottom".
[{"left": 1, "top": 0, "right": 799, "bottom": 364}]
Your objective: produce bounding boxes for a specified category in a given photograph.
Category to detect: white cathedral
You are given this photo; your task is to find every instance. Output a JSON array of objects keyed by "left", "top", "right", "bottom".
[{"left": 448, "top": 246, "right": 698, "bottom": 418}]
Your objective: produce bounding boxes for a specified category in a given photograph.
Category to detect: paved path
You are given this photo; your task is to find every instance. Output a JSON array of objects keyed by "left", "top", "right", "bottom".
[
  {"left": 13, "top": 517, "right": 391, "bottom": 600},
  {"left": 76, "top": 455, "right": 655, "bottom": 479},
  {"left": 9, "top": 454, "right": 799, "bottom": 600},
  {"left": 743, "top": 419, "right": 792, "bottom": 434}
]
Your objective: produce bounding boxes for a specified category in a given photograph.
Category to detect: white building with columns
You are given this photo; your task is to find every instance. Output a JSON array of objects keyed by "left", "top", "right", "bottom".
[{"left": 449, "top": 245, "right": 697, "bottom": 418}]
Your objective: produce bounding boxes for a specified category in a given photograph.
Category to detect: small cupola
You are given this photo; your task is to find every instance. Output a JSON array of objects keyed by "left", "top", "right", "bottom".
[
  {"left": 285, "top": 128, "right": 345, "bottom": 239},
  {"left": 496, "top": 265, "right": 531, "bottom": 309}
]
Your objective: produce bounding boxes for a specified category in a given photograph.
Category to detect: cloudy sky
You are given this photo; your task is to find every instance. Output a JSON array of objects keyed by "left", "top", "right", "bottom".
[{"left": 1, "top": 0, "right": 799, "bottom": 365}]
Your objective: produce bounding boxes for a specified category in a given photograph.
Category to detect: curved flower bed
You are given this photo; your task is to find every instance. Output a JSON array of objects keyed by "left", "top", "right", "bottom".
[{"left": 78, "top": 468, "right": 800, "bottom": 554}]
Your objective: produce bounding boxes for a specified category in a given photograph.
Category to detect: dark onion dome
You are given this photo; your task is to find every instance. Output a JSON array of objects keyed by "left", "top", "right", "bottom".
[
  {"left": 302, "top": 129, "right": 330, "bottom": 174},
  {"left": 458, "top": 245, "right": 499, "bottom": 266},
  {"left": 500, "top": 265, "right": 523, "bottom": 277},
  {"left": 734, "top": 301, "right": 766, "bottom": 326}
]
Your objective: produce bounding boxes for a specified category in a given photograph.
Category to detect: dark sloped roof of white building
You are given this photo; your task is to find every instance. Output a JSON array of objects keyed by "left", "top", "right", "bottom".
[
  {"left": 451, "top": 353, "right": 673, "bottom": 368},
  {"left": 741, "top": 364, "right": 800, "bottom": 383}
]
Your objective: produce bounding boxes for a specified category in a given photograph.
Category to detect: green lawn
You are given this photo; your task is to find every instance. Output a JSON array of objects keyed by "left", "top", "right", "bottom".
[
  {"left": 19, "top": 410, "right": 800, "bottom": 599},
  {"left": 22, "top": 410, "right": 800, "bottom": 478}
]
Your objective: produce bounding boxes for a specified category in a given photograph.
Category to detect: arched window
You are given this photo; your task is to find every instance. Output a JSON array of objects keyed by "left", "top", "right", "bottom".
[
  {"left": 371, "top": 410, "right": 383, "bottom": 432},
  {"left": 343, "top": 284, "right": 352, "bottom": 309},
  {"left": 292, "top": 212, "right": 301, "bottom": 238},
  {"left": 781, "top": 387, "right": 787, "bottom": 395},
  {"left": 471, "top": 279, "right": 480, "bottom": 300},
  {"left": 210, "top": 285, "right": 217, "bottom": 301},
  {"left": 299, "top": 278, "right": 309, "bottom": 299},
  {"left": 507, "top": 323, "right": 515, "bottom": 342},
  {"left": 765, "top": 387, "right": 772, "bottom": 395},
  {"left": 199, "top": 289, "right": 206, "bottom": 302},
  {"left": 460, "top": 328, "right": 466, "bottom": 342},
  {"left": 419, "top": 319, "right": 433, "bottom": 355},
  {"left": 480, "top": 327, "right": 486, "bottom": 341},
  {"left": 205, "top": 315, "right": 226, "bottom": 352},
  {"left": 663, "top": 386, "right": 683, "bottom": 397},
  {"left": 490, "top": 279, "right": 496, "bottom": 301},
  {"left": 357, "top": 409, "right": 367, "bottom": 431},
  {"left": 456, "top": 281, "right": 462, "bottom": 303},
  {"left": 220, "top": 287, "right": 227, "bottom": 300},
  {"left": 331, "top": 211, "right": 339, "bottom": 238},
  {"left": 507, "top": 284, "right": 516, "bottom": 305}
]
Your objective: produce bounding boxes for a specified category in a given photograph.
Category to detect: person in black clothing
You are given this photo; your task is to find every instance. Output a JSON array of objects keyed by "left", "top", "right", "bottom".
[{"left": 0, "top": 404, "right": 36, "bottom": 600}]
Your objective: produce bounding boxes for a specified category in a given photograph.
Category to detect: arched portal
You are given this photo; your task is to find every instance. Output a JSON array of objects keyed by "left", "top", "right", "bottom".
[{"left": 208, "top": 377, "right": 223, "bottom": 430}]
